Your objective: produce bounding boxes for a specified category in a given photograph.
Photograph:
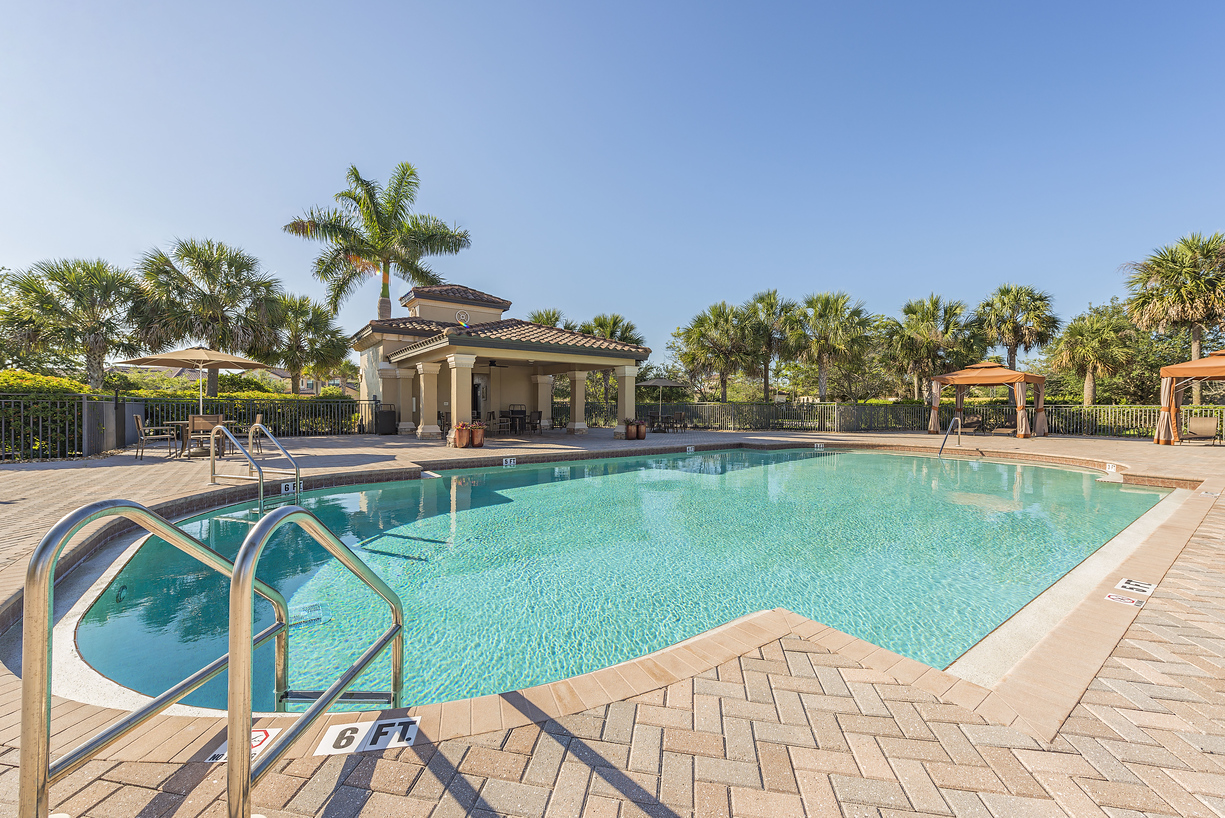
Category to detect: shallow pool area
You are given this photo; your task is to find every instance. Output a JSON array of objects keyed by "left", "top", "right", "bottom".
[{"left": 74, "top": 448, "right": 1167, "bottom": 711}]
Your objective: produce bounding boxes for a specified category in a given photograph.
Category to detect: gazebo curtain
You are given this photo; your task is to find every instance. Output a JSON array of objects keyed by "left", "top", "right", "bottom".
[
  {"left": 1033, "top": 382, "right": 1047, "bottom": 437},
  {"left": 928, "top": 383, "right": 942, "bottom": 433},
  {"left": 1155, "top": 376, "right": 1179, "bottom": 445},
  {"left": 1015, "top": 383, "right": 1032, "bottom": 438}
]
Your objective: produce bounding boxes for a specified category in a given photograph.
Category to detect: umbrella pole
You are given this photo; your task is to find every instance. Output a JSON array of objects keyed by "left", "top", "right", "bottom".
[{"left": 198, "top": 365, "right": 204, "bottom": 414}]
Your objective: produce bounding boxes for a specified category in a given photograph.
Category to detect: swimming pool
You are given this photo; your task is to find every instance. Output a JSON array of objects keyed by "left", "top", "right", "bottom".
[{"left": 75, "top": 448, "right": 1166, "bottom": 711}]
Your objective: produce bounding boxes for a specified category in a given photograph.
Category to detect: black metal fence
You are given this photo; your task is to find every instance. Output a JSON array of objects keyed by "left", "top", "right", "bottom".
[
  {"left": 142, "top": 398, "right": 379, "bottom": 437},
  {"left": 0, "top": 394, "right": 87, "bottom": 461}
]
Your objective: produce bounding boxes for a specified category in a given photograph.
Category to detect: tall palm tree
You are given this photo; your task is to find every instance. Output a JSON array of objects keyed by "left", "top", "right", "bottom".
[
  {"left": 3, "top": 259, "right": 142, "bottom": 390},
  {"left": 1124, "top": 232, "right": 1225, "bottom": 404},
  {"left": 741, "top": 290, "right": 800, "bottom": 402},
  {"left": 974, "top": 284, "right": 1061, "bottom": 370},
  {"left": 887, "top": 295, "right": 980, "bottom": 400},
  {"left": 285, "top": 162, "right": 471, "bottom": 319},
  {"left": 262, "top": 295, "right": 350, "bottom": 394},
  {"left": 135, "top": 238, "right": 283, "bottom": 396},
  {"left": 680, "top": 302, "right": 749, "bottom": 403},
  {"left": 579, "top": 314, "right": 646, "bottom": 404},
  {"left": 797, "top": 292, "right": 872, "bottom": 402},
  {"left": 1049, "top": 313, "right": 1133, "bottom": 405}
]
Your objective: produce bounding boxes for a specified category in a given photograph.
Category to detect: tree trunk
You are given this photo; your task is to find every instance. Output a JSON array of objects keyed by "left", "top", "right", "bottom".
[
  {"left": 763, "top": 357, "right": 771, "bottom": 402},
  {"left": 1083, "top": 370, "right": 1095, "bottom": 407},
  {"left": 1192, "top": 324, "right": 1203, "bottom": 405},
  {"left": 378, "top": 261, "right": 392, "bottom": 320},
  {"left": 207, "top": 368, "right": 219, "bottom": 397},
  {"left": 720, "top": 374, "right": 728, "bottom": 403},
  {"left": 1006, "top": 345, "right": 1018, "bottom": 405},
  {"left": 818, "top": 355, "right": 828, "bottom": 402},
  {"left": 291, "top": 372, "right": 301, "bottom": 395},
  {"left": 86, "top": 349, "right": 104, "bottom": 392}
]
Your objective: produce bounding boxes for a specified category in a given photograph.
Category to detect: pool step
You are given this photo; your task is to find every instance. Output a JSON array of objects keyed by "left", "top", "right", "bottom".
[{"left": 282, "top": 689, "right": 395, "bottom": 704}]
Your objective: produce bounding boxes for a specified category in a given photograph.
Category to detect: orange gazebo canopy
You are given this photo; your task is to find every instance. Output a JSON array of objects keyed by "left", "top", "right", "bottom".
[
  {"left": 1159, "top": 350, "right": 1225, "bottom": 380},
  {"left": 932, "top": 361, "right": 1045, "bottom": 386}
]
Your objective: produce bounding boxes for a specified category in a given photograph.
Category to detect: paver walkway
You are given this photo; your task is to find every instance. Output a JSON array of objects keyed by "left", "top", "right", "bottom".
[{"left": 4, "top": 429, "right": 1225, "bottom": 816}]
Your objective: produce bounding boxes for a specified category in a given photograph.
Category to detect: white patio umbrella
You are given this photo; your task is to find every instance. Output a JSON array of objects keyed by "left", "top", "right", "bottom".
[{"left": 118, "top": 346, "right": 270, "bottom": 413}]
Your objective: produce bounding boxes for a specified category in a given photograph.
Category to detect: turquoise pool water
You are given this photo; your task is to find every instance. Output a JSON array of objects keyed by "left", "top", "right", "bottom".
[{"left": 76, "top": 449, "right": 1167, "bottom": 711}]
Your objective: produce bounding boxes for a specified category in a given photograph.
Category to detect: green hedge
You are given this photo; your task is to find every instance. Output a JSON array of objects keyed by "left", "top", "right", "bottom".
[{"left": 0, "top": 370, "right": 89, "bottom": 394}]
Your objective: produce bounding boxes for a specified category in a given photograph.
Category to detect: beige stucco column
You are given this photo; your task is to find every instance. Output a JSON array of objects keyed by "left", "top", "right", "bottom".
[
  {"left": 612, "top": 365, "right": 638, "bottom": 439},
  {"left": 377, "top": 362, "right": 397, "bottom": 408},
  {"left": 447, "top": 353, "right": 477, "bottom": 446},
  {"left": 567, "top": 371, "right": 588, "bottom": 434},
  {"left": 415, "top": 362, "right": 442, "bottom": 439},
  {"left": 532, "top": 374, "right": 554, "bottom": 430},
  {"left": 397, "top": 370, "right": 416, "bottom": 435}
]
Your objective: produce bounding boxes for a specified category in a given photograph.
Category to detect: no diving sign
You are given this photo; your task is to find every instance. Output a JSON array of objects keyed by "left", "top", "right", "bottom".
[
  {"left": 314, "top": 717, "right": 419, "bottom": 756},
  {"left": 205, "top": 727, "right": 282, "bottom": 763}
]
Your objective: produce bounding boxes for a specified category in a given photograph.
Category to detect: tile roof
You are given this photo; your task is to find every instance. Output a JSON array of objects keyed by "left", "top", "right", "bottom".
[
  {"left": 399, "top": 284, "right": 512, "bottom": 309},
  {"left": 366, "top": 317, "right": 455, "bottom": 336},
  {"left": 387, "top": 318, "right": 651, "bottom": 360}
]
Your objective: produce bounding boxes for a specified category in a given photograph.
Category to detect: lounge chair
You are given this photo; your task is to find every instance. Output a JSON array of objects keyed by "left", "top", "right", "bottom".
[
  {"left": 133, "top": 414, "right": 175, "bottom": 459},
  {"left": 991, "top": 420, "right": 1017, "bottom": 437},
  {"left": 961, "top": 415, "right": 983, "bottom": 435},
  {"left": 1182, "top": 416, "right": 1221, "bottom": 445}
]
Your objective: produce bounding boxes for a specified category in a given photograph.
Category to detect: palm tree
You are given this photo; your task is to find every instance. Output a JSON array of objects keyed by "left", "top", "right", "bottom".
[
  {"left": 579, "top": 314, "right": 646, "bottom": 404},
  {"left": 135, "top": 238, "right": 283, "bottom": 396},
  {"left": 285, "top": 162, "right": 471, "bottom": 319},
  {"left": 887, "top": 295, "right": 980, "bottom": 400},
  {"left": 974, "top": 284, "right": 1061, "bottom": 370},
  {"left": 1124, "top": 232, "right": 1225, "bottom": 404},
  {"left": 3, "top": 259, "right": 142, "bottom": 390},
  {"left": 527, "top": 308, "right": 578, "bottom": 331},
  {"left": 741, "top": 290, "right": 800, "bottom": 401},
  {"left": 680, "top": 302, "right": 748, "bottom": 403},
  {"left": 797, "top": 292, "right": 872, "bottom": 402},
  {"left": 262, "top": 295, "right": 350, "bottom": 394},
  {"left": 1049, "top": 313, "right": 1133, "bottom": 405}
]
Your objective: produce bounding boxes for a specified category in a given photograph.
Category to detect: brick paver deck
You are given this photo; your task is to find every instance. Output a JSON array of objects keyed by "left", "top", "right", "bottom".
[{"left": 4, "top": 429, "right": 1225, "bottom": 816}]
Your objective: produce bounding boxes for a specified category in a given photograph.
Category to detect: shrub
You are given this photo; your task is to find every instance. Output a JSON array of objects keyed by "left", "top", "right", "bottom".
[
  {"left": 219, "top": 373, "right": 273, "bottom": 393},
  {"left": 0, "top": 369, "right": 89, "bottom": 394}
]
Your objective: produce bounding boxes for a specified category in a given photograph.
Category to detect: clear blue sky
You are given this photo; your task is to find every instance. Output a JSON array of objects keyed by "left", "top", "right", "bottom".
[{"left": 3, "top": 2, "right": 1223, "bottom": 363}]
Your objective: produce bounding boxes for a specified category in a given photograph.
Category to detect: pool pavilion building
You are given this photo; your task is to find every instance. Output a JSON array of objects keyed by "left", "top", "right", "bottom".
[{"left": 353, "top": 285, "right": 651, "bottom": 444}]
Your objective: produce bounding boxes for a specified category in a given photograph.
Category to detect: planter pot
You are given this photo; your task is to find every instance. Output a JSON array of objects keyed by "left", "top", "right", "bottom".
[
  {"left": 471, "top": 428, "right": 485, "bottom": 447},
  {"left": 635, "top": 424, "right": 645, "bottom": 439},
  {"left": 455, "top": 428, "right": 471, "bottom": 448}
]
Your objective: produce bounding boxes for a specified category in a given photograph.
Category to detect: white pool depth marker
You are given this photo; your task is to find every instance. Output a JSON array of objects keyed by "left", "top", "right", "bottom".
[
  {"left": 314, "top": 717, "right": 419, "bottom": 756},
  {"left": 1115, "top": 578, "right": 1156, "bottom": 596}
]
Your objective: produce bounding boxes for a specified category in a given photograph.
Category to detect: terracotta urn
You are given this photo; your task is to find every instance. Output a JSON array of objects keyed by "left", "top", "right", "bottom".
[
  {"left": 455, "top": 427, "right": 471, "bottom": 448},
  {"left": 471, "top": 428, "right": 485, "bottom": 447}
]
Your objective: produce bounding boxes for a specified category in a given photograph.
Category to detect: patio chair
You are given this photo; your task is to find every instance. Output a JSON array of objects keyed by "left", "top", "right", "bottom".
[
  {"left": 188, "top": 414, "right": 228, "bottom": 455},
  {"left": 990, "top": 419, "right": 1017, "bottom": 437},
  {"left": 438, "top": 412, "right": 451, "bottom": 436},
  {"left": 961, "top": 415, "right": 983, "bottom": 435},
  {"left": 526, "top": 410, "right": 543, "bottom": 435},
  {"left": 133, "top": 414, "right": 175, "bottom": 459},
  {"left": 250, "top": 412, "right": 264, "bottom": 453},
  {"left": 1182, "top": 416, "right": 1221, "bottom": 445},
  {"left": 672, "top": 411, "right": 688, "bottom": 433}
]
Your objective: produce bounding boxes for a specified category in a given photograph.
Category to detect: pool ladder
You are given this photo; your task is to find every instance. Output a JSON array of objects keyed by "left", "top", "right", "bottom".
[
  {"left": 18, "top": 500, "right": 405, "bottom": 818},
  {"left": 938, "top": 416, "right": 962, "bottom": 458},
  {"left": 208, "top": 422, "right": 300, "bottom": 516}
]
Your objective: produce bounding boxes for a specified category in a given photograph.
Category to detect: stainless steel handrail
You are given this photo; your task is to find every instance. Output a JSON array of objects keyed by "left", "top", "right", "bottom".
[
  {"left": 247, "top": 422, "right": 301, "bottom": 507},
  {"left": 938, "top": 416, "right": 962, "bottom": 458},
  {"left": 227, "top": 506, "right": 405, "bottom": 818},
  {"left": 19, "top": 500, "right": 291, "bottom": 818},
  {"left": 209, "top": 424, "right": 300, "bottom": 514}
]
